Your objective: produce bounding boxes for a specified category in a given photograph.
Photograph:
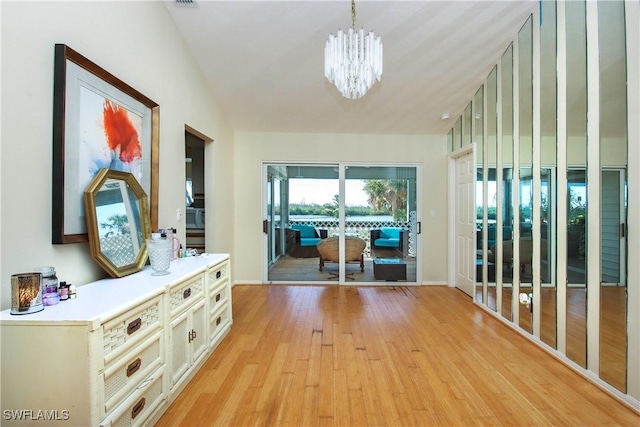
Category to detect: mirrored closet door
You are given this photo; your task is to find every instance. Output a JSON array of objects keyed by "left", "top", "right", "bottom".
[
  {"left": 464, "top": 0, "right": 632, "bottom": 398},
  {"left": 500, "top": 44, "right": 514, "bottom": 322},
  {"left": 598, "top": 0, "right": 628, "bottom": 393}
]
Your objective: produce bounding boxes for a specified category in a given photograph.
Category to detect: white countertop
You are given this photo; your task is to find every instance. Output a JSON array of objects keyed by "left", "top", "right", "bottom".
[{"left": 0, "top": 253, "right": 229, "bottom": 329}]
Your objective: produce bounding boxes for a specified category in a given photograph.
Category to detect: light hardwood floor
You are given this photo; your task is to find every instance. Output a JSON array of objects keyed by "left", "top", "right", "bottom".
[{"left": 155, "top": 285, "right": 639, "bottom": 426}]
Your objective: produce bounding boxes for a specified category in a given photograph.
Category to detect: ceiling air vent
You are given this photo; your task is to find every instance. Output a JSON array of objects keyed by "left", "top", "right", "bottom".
[{"left": 174, "top": 0, "right": 196, "bottom": 6}]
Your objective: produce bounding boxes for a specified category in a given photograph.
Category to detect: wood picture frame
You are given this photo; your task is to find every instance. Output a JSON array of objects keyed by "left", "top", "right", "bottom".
[{"left": 52, "top": 44, "right": 159, "bottom": 244}]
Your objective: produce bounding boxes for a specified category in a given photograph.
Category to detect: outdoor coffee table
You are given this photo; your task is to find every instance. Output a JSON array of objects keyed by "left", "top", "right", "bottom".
[{"left": 373, "top": 258, "right": 407, "bottom": 281}]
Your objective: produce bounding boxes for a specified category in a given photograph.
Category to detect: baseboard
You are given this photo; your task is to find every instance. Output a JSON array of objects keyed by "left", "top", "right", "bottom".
[
  {"left": 233, "top": 280, "right": 263, "bottom": 286},
  {"left": 237, "top": 280, "right": 449, "bottom": 286}
]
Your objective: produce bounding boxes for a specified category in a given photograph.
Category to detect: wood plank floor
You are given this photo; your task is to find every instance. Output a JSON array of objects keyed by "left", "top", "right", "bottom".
[{"left": 155, "top": 285, "right": 639, "bottom": 426}]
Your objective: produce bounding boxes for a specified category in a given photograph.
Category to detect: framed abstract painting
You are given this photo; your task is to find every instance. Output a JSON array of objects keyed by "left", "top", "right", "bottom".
[{"left": 52, "top": 44, "right": 159, "bottom": 244}]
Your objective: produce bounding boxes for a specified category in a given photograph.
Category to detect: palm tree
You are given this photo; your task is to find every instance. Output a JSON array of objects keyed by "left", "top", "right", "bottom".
[
  {"left": 100, "top": 213, "right": 130, "bottom": 237},
  {"left": 320, "top": 194, "right": 340, "bottom": 218},
  {"left": 363, "top": 180, "right": 408, "bottom": 221}
]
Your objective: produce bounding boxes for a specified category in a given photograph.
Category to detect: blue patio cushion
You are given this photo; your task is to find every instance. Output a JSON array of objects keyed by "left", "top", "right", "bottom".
[
  {"left": 380, "top": 227, "right": 401, "bottom": 239},
  {"left": 486, "top": 225, "right": 513, "bottom": 246},
  {"left": 292, "top": 224, "right": 316, "bottom": 238},
  {"left": 375, "top": 227, "right": 402, "bottom": 248},
  {"left": 300, "top": 237, "right": 322, "bottom": 247}
]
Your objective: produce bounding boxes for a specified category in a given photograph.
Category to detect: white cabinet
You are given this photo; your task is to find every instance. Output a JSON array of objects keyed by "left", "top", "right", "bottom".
[
  {"left": 168, "top": 259, "right": 232, "bottom": 395},
  {"left": 207, "top": 260, "right": 232, "bottom": 348},
  {"left": 99, "top": 365, "right": 166, "bottom": 427},
  {"left": 169, "top": 298, "right": 207, "bottom": 389},
  {"left": 167, "top": 270, "right": 208, "bottom": 391},
  {"left": 99, "top": 294, "right": 166, "bottom": 426},
  {"left": 0, "top": 254, "right": 231, "bottom": 427}
]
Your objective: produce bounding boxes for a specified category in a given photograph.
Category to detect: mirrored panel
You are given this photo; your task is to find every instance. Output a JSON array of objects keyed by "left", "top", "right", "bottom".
[
  {"left": 501, "top": 44, "right": 514, "bottom": 322},
  {"left": 540, "top": 0, "right": 558, "bottom": 349},
  {"left": 475, "top": 89, "right": 485, "bottom": 304},
  {"left": 84, "top": 168, "right": 151, "bottom": 278},
  {"left": 518, "top": 15, "right": 534, "bottom": 333},
  {"left": 463, "top": 101, "right": 472, "bottom": 147},
  {"left": 486, "top": 66, "right": 498, "bottom": 312},
  {"left": 566, "top": 0, "right": 588, "bottom": 369},
  {"left": 448, "top": 129, "right": 455, "bottom": 153},
  {"left": 455, "top": 116, "right": 463, "bottom": 150},
  {"left": 598, "top": 0, "right": 627, "bottom": 393}
]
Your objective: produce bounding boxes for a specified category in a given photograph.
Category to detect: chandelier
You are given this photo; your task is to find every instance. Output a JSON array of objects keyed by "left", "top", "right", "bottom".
[{"left": 324, "top": 0, "right": 383, "bottom": 99}]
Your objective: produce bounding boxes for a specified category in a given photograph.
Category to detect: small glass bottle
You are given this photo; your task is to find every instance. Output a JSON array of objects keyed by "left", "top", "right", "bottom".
[{"left": 58, "top": 281, "right": 69, "bottom": 301}]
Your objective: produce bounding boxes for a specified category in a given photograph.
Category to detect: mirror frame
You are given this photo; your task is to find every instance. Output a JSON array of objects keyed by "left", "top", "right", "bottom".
[{"left": 84, "top": 168, "right": 151, "bottom": 277}]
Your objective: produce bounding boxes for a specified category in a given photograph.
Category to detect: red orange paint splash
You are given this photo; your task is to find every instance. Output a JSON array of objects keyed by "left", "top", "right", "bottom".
[{"left": 103, "top": 99, "right": 142, "bottom": 163}]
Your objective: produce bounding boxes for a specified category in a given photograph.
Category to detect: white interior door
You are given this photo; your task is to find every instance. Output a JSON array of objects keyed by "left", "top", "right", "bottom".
[{"left": 455, "top": 151, "right": 476, "bottom": 296}]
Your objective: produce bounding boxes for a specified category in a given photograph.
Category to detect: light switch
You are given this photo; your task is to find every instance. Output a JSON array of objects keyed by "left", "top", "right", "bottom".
[{"left": 177, "top": 208, "right": 182, "bottom": 221}]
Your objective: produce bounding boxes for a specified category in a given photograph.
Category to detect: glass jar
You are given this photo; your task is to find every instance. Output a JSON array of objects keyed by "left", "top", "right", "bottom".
[{"left": 34, "top": 266, "right": 58, "bottom": 295}]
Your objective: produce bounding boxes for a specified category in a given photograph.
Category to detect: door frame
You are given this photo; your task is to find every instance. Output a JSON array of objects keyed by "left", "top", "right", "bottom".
[
  {"left": 262, "top": 161, "right": 422, "bottom": 285},
  {"left": 448, "top": 144, "right": 476, "bottom": 293}
]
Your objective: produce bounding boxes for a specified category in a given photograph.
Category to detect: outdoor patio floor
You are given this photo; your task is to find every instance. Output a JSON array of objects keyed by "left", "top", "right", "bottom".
[{"left": 268, "top": 254, "right": 417, "bottom": 283}]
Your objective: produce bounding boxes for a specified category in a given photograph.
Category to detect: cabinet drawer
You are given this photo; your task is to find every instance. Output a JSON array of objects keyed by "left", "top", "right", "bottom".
[
  {"left": 102, "top": 295, "right": 162, "bottom": 363},
  {"left": 100, "top": 366, "right": 165, "bottom": 427},
  {"left": 169, "top": 273, "right": 204, "bottom": 317},
  {"left": 208, "top": 261, "right": 229, "bottom": 288},
  {"left": 103, "top": 330, "right": 163, "bottom": 415},
  {"left": 208, "top": 281, "right": 230, "bottom": 316},
  {"left": 209, "top": 304, "right": 231, "bottom": 346}
]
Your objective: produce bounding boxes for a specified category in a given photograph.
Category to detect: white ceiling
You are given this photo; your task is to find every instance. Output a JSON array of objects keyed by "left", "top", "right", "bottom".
[{"left": 165, "top": 0, "right": 538, "bottom": 135}]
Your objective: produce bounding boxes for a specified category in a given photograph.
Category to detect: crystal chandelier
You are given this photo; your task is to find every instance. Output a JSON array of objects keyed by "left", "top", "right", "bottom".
[{"left": 324, "top": 0, "right": 383, "bottom": 99}]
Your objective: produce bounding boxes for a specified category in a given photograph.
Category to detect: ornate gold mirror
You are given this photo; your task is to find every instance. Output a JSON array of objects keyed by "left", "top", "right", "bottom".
[{"left": 84, "top": 168, "right": 151, "bottom": 277}]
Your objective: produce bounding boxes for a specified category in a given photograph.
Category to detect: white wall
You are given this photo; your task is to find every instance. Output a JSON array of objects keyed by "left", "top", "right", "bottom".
[
  {"left": 233, "top": 132, "right": 449, "bottom": 284},
  {"left": 0, "top": 1, "right": 234, "bottom": 309}
]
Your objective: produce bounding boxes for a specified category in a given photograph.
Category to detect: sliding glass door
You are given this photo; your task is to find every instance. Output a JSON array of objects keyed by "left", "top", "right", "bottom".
[
  {"left": 266, "top": 165, "right": 288, "bottom": 269},
  {"left": 264, "top": 163, "right": 420, "bottom": 284},
  {"left": 266, "top": 164, "right": 338, "bottom": 282},
  {"left": 344, "top": 166, "right": 418, "bottom": 284}
]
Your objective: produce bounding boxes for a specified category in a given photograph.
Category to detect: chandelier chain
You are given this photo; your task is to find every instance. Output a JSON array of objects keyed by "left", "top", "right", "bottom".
[{"left": 351, "top": 0, "right": 356, "bottom": 29}]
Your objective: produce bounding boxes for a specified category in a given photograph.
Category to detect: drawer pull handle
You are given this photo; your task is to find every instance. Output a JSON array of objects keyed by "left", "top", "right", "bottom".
[
  {"left": 137, "top": 377, "right": 153, "bottom": 389},
  {"left": 131, "top": 397, "right": 146, "bottom": 419},
  {"left": 126, "top": 358, "right": 142, "bottom": 377},
  {"left": 127, "top": 318, "right": 142, "bottom": 335},
  {"left": 183, "top": 288, "right": 191, "bottom": 299},
  {"left": 216, "top": 270, "right": 222, "bottom": 279},
  {"left": 216, "top": 316, "right": 222, "bottom": 326},
  {"left": 215, "top": 293, "right": 221, "bottom": 302}
]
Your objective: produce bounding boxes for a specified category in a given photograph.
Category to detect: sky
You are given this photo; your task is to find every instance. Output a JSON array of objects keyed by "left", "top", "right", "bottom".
[{"left": 288, "top": 179, "right": 370, "bottom": 206}]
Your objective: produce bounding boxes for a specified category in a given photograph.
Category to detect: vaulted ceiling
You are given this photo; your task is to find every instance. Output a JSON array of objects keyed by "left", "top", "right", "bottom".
[{"left": 165, "top": 0, "right": 538, "bottom": 135}]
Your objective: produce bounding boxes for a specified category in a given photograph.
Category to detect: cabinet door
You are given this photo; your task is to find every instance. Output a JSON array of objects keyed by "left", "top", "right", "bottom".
[
  {"left": 170, "top": 310, "right": 190, "bottom": 387},
  {"left": 191, "top": 299, "right": 207, "bottom": 363}
]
